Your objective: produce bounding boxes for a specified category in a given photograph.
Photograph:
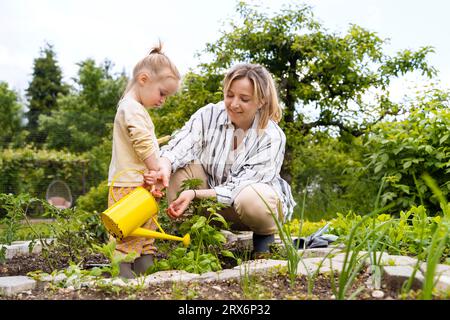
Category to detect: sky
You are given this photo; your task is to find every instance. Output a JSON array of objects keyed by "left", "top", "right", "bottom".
[{"left": 1, "top": 0, "right": 449, "bottom": 101}]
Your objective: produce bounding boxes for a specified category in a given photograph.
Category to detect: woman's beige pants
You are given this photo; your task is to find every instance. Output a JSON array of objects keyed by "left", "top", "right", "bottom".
[{"left": 167, "top": 163, "right": 282, "bottom": 235}]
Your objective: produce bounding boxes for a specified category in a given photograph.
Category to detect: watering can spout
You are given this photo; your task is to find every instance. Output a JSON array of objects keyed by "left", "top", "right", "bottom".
[
  {"left": 182, "top": 233, "right": 190, "bottom": 247},
  {"left": 130, "top": 228, "right": 191, "bottom": 247}
]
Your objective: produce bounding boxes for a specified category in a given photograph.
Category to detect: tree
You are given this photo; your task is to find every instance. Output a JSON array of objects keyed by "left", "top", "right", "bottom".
[
  {"left": 25, "top": 43, "right": 68, "bottom": 145},
  {"left": 39, "top": 59, "right": 127, "bottom": 153},
  {"left": 199, "top": 2, "right": 437, "bottom": 183},
  {"left": 0, "top": 82, "right": 24, "bottom": 147},
  {"left": 150, "top": 71, "right": 223, "bottom": 137}
]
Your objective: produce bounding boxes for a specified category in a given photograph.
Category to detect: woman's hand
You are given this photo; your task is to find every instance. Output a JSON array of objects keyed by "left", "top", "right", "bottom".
[{"left": 167, "top": 190, "right": 195, "bottom": 219}]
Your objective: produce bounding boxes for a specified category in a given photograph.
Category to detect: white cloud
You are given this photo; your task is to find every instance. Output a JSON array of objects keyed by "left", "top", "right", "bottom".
[{"left": 0, "top": 0, "right": 449, "bottom": 96}]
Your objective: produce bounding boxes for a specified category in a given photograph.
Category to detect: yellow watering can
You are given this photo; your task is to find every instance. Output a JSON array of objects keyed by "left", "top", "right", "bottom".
[{"left": 101, "top": 169, "right": 190, "bottom": 247}]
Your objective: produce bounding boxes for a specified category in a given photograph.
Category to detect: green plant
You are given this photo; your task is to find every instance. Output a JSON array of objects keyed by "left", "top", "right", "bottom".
[
  {"left": 252, "top": 187, "right": 301, "bottom": 288},
  {"left": 419, "top": 173, "right": 450, "bottom": 300},
  {"left": 75, "top": 180, "right": 109, "bottom": 215},
  {"left": 285, "top": 219, "right": 328, "bottom": 238},
  {"left": 28, "top": 262, "right": 99, "bottom": 291},
  {"left": 0, "top": 193, "right": 39, "bottom": 244},
  {"left": 0, "top": 192, "right": 108, "bottom": 268},
  {"left": 6, "top": 222, "right": 53, "bottom": 241},
  {"left": 364, "top": 89, "right": 450, "bottom": 213},
  {"left": 37, "top": 207, "right": 102, "bottom": 269},
  {"left": 150, "top": 198, "right": 237, "bottom": 274},
  {"left": 239, "top": 266, "right": 271, "bottom": 300},
  {"left": 328, "top": 205, "right": 449, "bottom": 261},
  {"left": 60, "top": 262, "right": 94, "bottom": 289},
  {"left": 246, "top": 187, "right": 334, "bottom": 298},
  {"left": 92, "top": 241, "right": 137, "bottom": 278},
  {"left": 0, "top": 193, "right": 49, "bottom": 262},
  {"left": 237, "top": 248, "right": 271, "bottom": 299},
  {"left": 179, "top": 178, "right": 203, "bottom": 194},
  {"left": 330, "top": 206, "right": 394, "bottom": 300},
  {"left": 171, "top": 281, "right": 186, "bottom": 300},
  {"left": 0, "top": 81, "right": 24, "bottom": 147},
  {"left": 330, "top": 179, "right": 397, "bottom": 300},
  {"left": 152, "top": 246, "right": 222, "bottom": 274},
  {"left": 291, "top": 134, "right": 379, "bottom": 222}
]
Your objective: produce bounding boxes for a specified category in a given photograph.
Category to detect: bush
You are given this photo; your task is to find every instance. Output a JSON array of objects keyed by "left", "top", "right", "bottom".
[
  {"left": 364, "top": 88, "right": 450, "bottom": 213},
  {"left": 75, "top": 180, "right": 109, "bottom": 214},
  {"left": 290, "top": 132, "right": 378, "bottom": 221},
  {"left": 0, "top": 146, "right": 87, "bottom": 200}
]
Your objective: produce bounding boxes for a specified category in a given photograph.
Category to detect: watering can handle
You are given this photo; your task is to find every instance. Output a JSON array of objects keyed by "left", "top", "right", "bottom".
[
  {"left": 109, "top": 135, "right": 170, "bottom": 202},
  {"left": 109, "top": 168, "right": 166, "bottom": 235},
  {"left": 109, "top": 169, "right": 145, "bottom": 203}
]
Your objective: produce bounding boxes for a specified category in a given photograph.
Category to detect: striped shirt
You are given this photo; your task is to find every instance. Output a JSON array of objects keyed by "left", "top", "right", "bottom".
[{"left": 160, "top": 101, "right": 296, "bottom": 220}]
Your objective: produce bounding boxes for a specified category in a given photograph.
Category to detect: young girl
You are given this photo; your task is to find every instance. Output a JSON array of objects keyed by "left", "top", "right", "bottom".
[{"left": 107, "top": 43, "right": 180, "bottom": 278}]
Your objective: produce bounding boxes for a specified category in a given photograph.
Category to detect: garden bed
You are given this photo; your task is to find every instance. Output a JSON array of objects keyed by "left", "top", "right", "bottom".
[
  {"left": 1, "top": 199, "right": 449, "bottom": 301},
  {"left": 1, "top": 252, "right": 402, "bottom": 300},
  {"left": 2, "top": 247, "right": 448, "bottom": 301}
]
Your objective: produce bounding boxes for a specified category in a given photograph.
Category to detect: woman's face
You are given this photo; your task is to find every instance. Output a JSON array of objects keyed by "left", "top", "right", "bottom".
[{"left": 224, "top": 77, "right": 260, "bottom": 131}]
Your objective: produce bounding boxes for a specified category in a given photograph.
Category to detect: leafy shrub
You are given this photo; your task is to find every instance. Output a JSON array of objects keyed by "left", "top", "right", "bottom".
[
  {"left": 364, "top": 88, "right": 450, "bottom": 213},
  {"left": 0, "top": 192, "right": 107, "bottom": 264},
  {"left": 0, "top": 146, "right": 88, "bottom": 215},
  {"left": 285, "top": 218, "right": 327, "bottom": 237},
  {"left": 290, "top": 132, "right": 378, "bottom": 221},
  {"left": 0, "top": 193, "right": 42, "bottom": 245},
  {"left": 150, "top": 198, "right": 236, "bottom": 274},
  {"left": 75, "top": 180, "right": 109, "bottom": 214},
  {"left": 73, "top": 181, "right": 109, "bottom": 242}
]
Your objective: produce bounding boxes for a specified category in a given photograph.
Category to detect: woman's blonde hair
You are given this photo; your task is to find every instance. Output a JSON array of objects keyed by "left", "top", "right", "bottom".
[
  {"left": 223, "top": 63, "right": 282, "bottom": 129},
  {"left": 122, "top": 42, "right": 181, "bottom": 97}
]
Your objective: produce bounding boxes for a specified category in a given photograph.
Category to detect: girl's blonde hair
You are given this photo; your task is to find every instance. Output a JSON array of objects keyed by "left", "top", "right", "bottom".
[
  {"left": 223, "top": 63, "right": 282, "bottom": 129},
  {"left": 123, "top": 42, "right": 181, "bottom": 96}
]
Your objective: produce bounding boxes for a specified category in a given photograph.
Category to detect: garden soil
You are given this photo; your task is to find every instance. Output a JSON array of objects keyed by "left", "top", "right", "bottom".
[{"left": 0, "top": 253, "right": 405, "bottom": 300}]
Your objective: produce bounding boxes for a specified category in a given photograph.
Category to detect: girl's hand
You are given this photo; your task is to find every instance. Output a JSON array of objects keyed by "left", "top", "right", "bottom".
[
  {"left": 150, "top": 186, "right": 165, "bottom": 199},
  {"left": 167, "top": 190, "right": 195, "bottom": 219},
  {"left": 143, "top": 170, "right": 167, "bottom": 199},
  {"left": 143, "top": 170, "right": 161, "bottom": 186},
  {"left": 143, "top": 169, "right": 170, "bottom": 189}
]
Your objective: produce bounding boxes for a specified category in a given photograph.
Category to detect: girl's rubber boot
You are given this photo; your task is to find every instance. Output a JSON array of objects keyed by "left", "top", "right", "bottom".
[
  {"left": 133, "top": 255, "right": 154, "bottom": 275},
  {"left": 119, "top": 262, "right": 135, "bottom": 279}
]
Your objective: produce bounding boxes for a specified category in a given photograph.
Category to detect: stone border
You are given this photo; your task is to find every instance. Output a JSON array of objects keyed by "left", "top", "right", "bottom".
[
  {"left": 2, "top": 247, "right": 450, "bottom": 297},
  {"left": 0, "top": 239, "right": 55, "bottom": 260},
  {"left": 1, "top": 234, "right": 449, "bottom": 298}
]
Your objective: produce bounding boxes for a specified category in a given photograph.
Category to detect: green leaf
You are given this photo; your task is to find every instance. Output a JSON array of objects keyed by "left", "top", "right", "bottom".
[
  {"left": 210, "top": 213, "right": 228, "bottom": 227},
  {"left": 374, "top": 163, "right": 384, "bottom": 174},
  {"left": 191, "top": 216, "right": 207, "bottom": 232},
  {"left": 403, "top": 161, "right": 412, "bottom": 169},
  {"left": 157, "top": 260, "right": 171, "bottom": 271},
  {"left": 89, "top": 267, "right": 103, "bottom": 277},
  {"left": 221, "top": 249, "right": 236, "bottom": 259},
  {"left": 424, "top": 145, "right": 433, "bottom": 154},
  {"left": 213, "top": 233, "right": 227, "bottom": 244}
]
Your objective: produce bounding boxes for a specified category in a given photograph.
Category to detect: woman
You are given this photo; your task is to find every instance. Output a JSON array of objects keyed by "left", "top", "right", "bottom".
[{"left": 146, "top": 63, "right": 296, "bottom": 254}]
